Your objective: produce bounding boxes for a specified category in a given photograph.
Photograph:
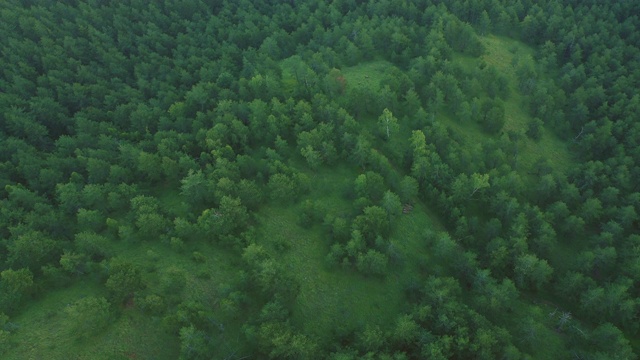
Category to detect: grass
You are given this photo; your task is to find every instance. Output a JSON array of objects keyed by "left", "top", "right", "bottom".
[
  {"left": 3, "top": 187, "right": 246, "bottom": 360},
  {"left": 342, "top": 60, "right": 390, "bottom": 91},
  {"left": 252, "top": 153, "right": 447, "bottom": 347},
  {"left": 480, "top": 35, "right": 574, "bottom": 174},
  {"left": 4, "top": 281, "right": 178, "bottom": 360},
  {"left": 255, "top": 165, "right": 405, "bottom": 345},
  {"left": 445, "top": 35, "right": 574, "bottom": 179}
]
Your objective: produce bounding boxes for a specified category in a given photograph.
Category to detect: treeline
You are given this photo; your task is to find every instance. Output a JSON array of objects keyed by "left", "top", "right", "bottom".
[{"left": 1, "top": 0, "right": 638, "bottom": 359}]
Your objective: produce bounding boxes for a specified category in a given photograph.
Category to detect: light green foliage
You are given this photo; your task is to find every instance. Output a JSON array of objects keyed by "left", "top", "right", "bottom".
[
  {"left": 179, "top": 325, "right": 210, "bottom": 360},
  {"left": 268, "top": 173, "right": 296, "bottom": 202},
  {"left": 381, "top": 191, "right": 402, "bottom": 219},
  {"left": 301, "top": 145, "right": 322, "bottom": 170},
  {"left": 354, "top": 171, "right": 385, "bottom": 202},
  {"left": 526, "top": 118, "right": 544, "bottom": 140},
  {"left": 64, "top": 296, "right": 111, "bottom": 339},
  {"left": 256, "top": 321, "right": 318, "bottom": 360},
  {"left": 59, "top": 250, "right": 87, "bottom": 276},
  {"left": 161, "top": 266, "right": 187, "bottom": 296},
  {"left": 0, "top": 268, "right": 34, "bottom": 313},
  {"left": 75, "top": 231, "right": 111, "bottom": 259},
  {"left": 0, "top": 313, "right": 11, "bottom": 355},
  {"left": 7, "top": 230, "right": 57, "bottom": 272},
  {"left": 478, "top": 99, "right": 505, "bottom": 134},
  {"left": 514, "top": 254, "right": 553, "bottom": 291},
  {"left": 77, "top": 207, "right": 105, "bottom": 231},
  {"left": 378, "top": 108, "right": 399, "bottom": 140},
  {"left": 105, "top": 259, "right": 144, "bottom": 303},
  {"left": 137, "top": 294, "right": 165, "bottom": 315},
  {"left": 197, "top": 196, "right": 249, "bottom": 242},
  {"left": 180, "top": 170, "right": 212, "bottom": 207},
  {"left": 398, "top": 176, "right": 418, "bottom": 204},
  {"left": 452, "top": 173, "right": 490, "bottom": 202},
  {"left": 353, "top": 206, "right": 390, "bottom": 242},
  {"left": 392, "top": 314, "right": 419, "bottom": 346},
  {"left": 356, "top": 250, "right": 388, "bottom": 276},
  {"left": 357, "top": 324, "right": 386, "bottom": 353},
  {"left": 589, "top": 323, "right": 636, "bottom": 360}
]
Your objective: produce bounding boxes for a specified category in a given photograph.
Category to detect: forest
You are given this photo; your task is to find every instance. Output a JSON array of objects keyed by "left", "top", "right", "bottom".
[{"left": 1, "top": 0, "right": 639, "bottom": 359}]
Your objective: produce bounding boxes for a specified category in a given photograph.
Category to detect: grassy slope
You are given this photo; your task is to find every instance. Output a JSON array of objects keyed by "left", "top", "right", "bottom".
[
  {"left": 255, "top": 162, "right": 444, "bottom": 346},
  {"left": 5, "top": 281, "right": 177, "bottom": 360},
  {"left": 4, "top": 189, "right": 244, "bottom": 359},
  {"left": 265, "top": 62, "right": 447, "bottom": 346},
  {"left": 448, "top": 35, "right": 573, "bottom": 177}
]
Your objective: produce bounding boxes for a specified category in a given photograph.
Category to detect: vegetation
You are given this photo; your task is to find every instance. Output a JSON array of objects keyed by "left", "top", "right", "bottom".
[{"left": 1, "top": 0, "right": 639, "bottom": 359}]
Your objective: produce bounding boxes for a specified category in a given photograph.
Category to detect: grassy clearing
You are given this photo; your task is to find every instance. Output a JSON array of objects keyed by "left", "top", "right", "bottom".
[
  {"left": 479, "top": 35, "right": 574, "bottom": 174},
  {"left": 5, "top": 281, "right": 178, "bottom": 360},
  {"left": 444, "top": 35, "right": 574, "bottom": 179},
  {"left": 342, "top": 60, "right": 390, "bottom": 91},
  {"left": 256, "top": 204, "right": 406, "bottom": 344},
  {"left": 3, "top": 187, "right": 246, "bottom": 360},
  {"left": 254, "top": 157, "right": 446, "bottom": 346}
]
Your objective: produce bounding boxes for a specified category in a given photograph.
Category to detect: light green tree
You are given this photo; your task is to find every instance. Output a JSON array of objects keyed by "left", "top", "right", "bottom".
[
  {"left": 378, "top": 108, "right": 399, "bottom": 140},
  {"left": 382, "top": 190, "right": 402, "bottom": 220},
  {"left": 65, "top": 296, "right": 111, "bottom": 339},
  {"left": 0, "top": 268, "right": 34, "bottom": 313}
]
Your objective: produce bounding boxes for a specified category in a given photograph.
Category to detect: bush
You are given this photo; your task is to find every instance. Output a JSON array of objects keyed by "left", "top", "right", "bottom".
[
  {"left": 526, "top": 118, "right": 544, "bottom": 140},
  {"left": 64, "top": 296, "right": 111, "bottom": 339},
  {"left": 356, "top": 250, "right": 388, "bottom": 276}
]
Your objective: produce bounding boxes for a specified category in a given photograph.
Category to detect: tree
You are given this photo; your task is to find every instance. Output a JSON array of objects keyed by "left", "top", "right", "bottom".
[
  {"left": 301, "top": 145, "right": 322, "bottom": 170},
  {"left": 589, "top": 323, "right": 635, "bottom": 360},
  {"left": 179, "top": 325, "right": 210, "bottom": 360},
  {"left": 64, "top": 296, "right": 111, "bottom": 339},
  {"left": 514, "top": 254, "right": 553, "bottom": 291},
  {"left": 381, "top": 190, "right": 402, "bottom": 220},
  {"left": 353, "top": 206, "right": 390, "bottom": 242},
  {"left": 105, "top": 259, "right": 144, "bottom": 304},
  {"left": 356, "top": 250, "right": 388, "bottom": 276},
  {"left": 76, "top": 208, "right": 106, "bottom": 232},
  {"left": 398, "top": 176, "right": 419, "bottom": 204},
  {"left": 137, "top": 151, "right": 163, "bottom": 183},
  {"left": 392, "top": 314, "right": 420, "bottom": 346},
  {"left": 180, "top": 170, "right": 213, "bottom": 207},
  {"left": 237, "top": 179, "right": 263, "bottom": 210},
  {"left": 478, "top": 10, "right": 491, "bottom": 35},
  {"left": 526, "top": 118, "right": 544, "bottom": 140},
  {"left": 378, "top": 108, "right": 399, "bottom": 140},
  {"left": 354, "top": 171, "right": 386, "bottom": 202},
  {"left": 75, "top": 231, "right": 111, "bottom": 260},
  {"left": 135, "top": 210, "right": 168, "bottom": 242},
  {"left": 215, "top": 196, "right": 249, "bottom": 236},
  {"left": 0, "top": 268, "right": 34, "bottom": 314},
  {"left": 268, "top": 173, "right": 296, "bottom": 203},
  {"left": 452, "top": 173, "right": 490, "bottom": 202},
  {"left": 478, "top": 99, "right": 505, "bottom": 134},
  {"left": 7, "top": 230, "right": 58, "bottom": 272}
]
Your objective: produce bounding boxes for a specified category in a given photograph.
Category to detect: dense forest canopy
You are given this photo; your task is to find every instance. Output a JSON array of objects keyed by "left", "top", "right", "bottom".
[{"left": 1, "top": 0, "right": 639, "bottom": 359}]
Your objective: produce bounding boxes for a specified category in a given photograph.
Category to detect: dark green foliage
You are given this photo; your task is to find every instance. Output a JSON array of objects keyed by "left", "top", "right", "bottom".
[
  {"left": 478, "top": 99, "right": 505, "bottom": 134},
  {"left": 526, "top": 118, "right": 544, "bottom": 140}
]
